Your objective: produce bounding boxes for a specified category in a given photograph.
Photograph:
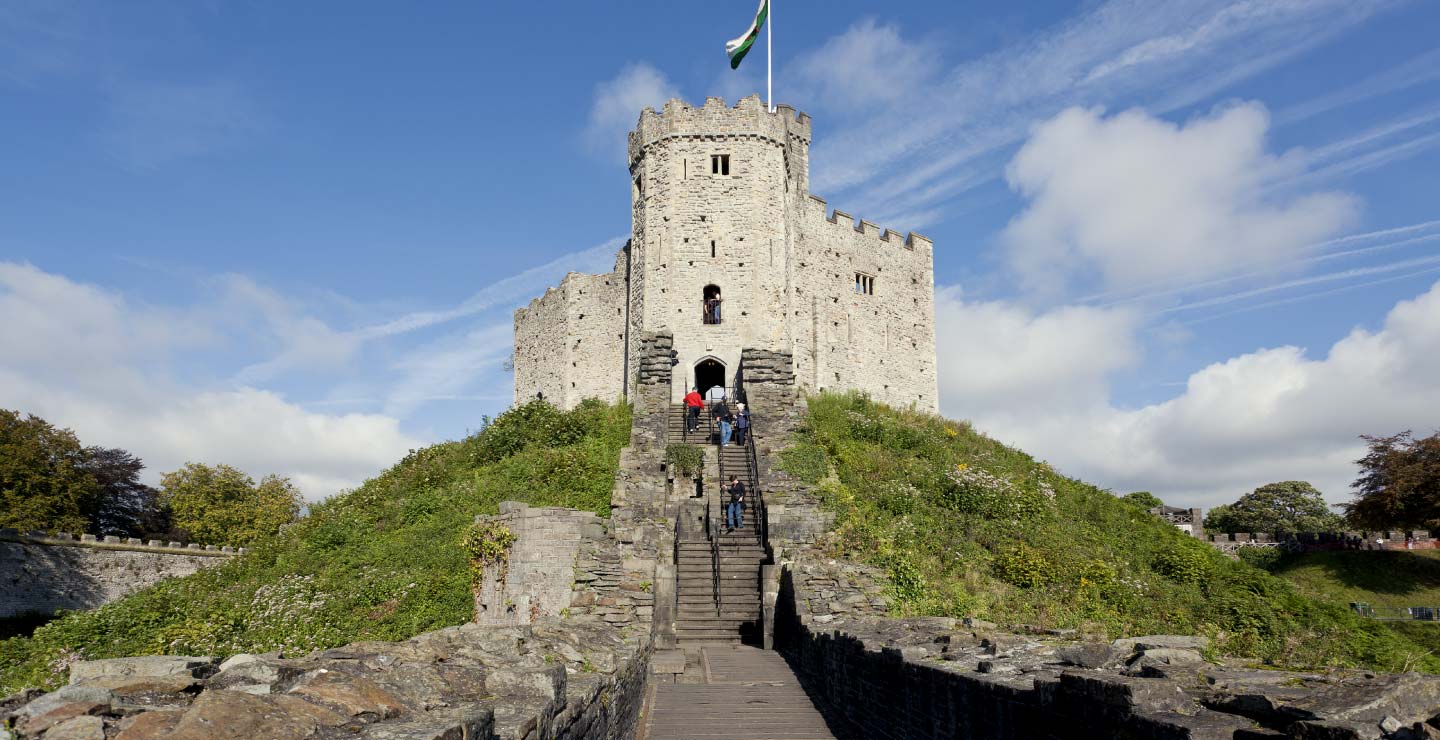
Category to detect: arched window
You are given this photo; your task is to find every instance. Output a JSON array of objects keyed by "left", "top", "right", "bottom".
[{"left": 702, "top": 285, "right": 723, "bottom": 325}]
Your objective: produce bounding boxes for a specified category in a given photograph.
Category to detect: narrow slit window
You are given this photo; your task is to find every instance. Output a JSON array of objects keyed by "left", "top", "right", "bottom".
[
  {"left": 854, "top": 273, "right": 876, "bottom": 295},
  {"left": 711, "top": 154, "right": 730, "bottom": 175},
  {"left": 711, "top": 240, "right": 716, "bottom": 258}
]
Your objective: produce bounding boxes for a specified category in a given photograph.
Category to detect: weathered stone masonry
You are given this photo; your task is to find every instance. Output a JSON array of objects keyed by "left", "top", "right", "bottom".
[
  {"left": 514, "top": 95, "right": 939, "bottom": 412},
  {"left": 0, "top": 530, "right": 239, "bottom": 619}
]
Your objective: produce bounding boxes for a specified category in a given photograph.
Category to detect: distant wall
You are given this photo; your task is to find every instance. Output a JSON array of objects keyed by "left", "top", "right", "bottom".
[
  {"left": 1207, "top": 529, "right": 1437, "bottom": 553},
  {"left": 0, "top": 530, "right": 238, "bottom": 619}
]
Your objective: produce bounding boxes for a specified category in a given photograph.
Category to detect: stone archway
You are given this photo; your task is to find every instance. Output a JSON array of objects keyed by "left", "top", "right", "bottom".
[{"left": 694, "top": 357, "right": 726, "bottom": 398}]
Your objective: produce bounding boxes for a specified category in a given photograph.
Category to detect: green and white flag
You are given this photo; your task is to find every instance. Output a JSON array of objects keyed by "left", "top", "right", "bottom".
[{"left": 725, "top": 0, "right": 769, "bottom": 70}]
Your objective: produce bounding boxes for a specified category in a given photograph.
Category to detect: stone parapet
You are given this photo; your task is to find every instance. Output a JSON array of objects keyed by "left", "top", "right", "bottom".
[
  {"left": 627, "top": 95, "right": 811, "bottom": 167},
  {"left": 0, "top": 532, "right": 240, "bottom": 620},
  {"left": 775, "top": 554, "right": 1440, "bottom": 739},
  {"left": 0, "top": 528, "right": 244, "bottom": 556},
  {"left": 1206, "top": 530, "right": 1438, "bottom": 554}
]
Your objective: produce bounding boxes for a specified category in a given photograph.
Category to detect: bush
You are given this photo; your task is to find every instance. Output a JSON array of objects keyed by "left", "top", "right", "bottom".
[{"left": 1154, "top": 545, "right": 1215, "bottom": 585}]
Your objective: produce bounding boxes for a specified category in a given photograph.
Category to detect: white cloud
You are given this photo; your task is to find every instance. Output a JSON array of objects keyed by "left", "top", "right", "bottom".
[
  {"left": 0, "top": 262, "right": 420, "bottom": 500},
  {"left": 1002, "top": 103, "right": 1358, "bottom": 297},
  {"left": 791, "top": 19, "right": 937, "bottom": 109},
  {"left": 939, "top": 280, "right": 1440, "bottom": 510},
  {"left": 585, "top": 64, "right": 681, "bottom": 162},
  {"left": 791, "top": 0, "right": 1391, "bottom": 229},
  {"left": 935, "top": 288, "right": 1140, "bottom": 417}
]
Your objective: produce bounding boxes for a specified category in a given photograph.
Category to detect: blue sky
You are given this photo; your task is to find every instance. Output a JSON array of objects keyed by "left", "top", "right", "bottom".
[{"left": 2, "top": 0, "right": 1439, "bottom": 509}]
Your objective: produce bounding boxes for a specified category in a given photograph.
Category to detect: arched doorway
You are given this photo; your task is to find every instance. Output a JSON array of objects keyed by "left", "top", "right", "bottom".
[{"left": 694, "top": 358, "right": 726, "bottom": 399}]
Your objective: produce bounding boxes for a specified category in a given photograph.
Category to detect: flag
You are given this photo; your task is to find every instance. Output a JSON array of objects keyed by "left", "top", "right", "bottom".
[{"left": 725, "top": 0, "right": 769, "bottom": 70}]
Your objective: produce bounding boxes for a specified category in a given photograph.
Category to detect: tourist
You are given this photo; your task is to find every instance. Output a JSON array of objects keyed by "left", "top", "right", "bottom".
[
  {"left": 719, "top": 407, "right": 734, "bottom": 446},
  {"left": 684, "top": 387, "right": 704, "bottom": 432},
  {"left": 726, "top": 475, "right": 746, "bottom": 531},
  {"left": 712, "top": 292, "right": 722, "bottom": 323},
  {"left": 705, "top": 383, "right": 726, "bottom": 406},
  {"left": 734, "top": 403, "right": 750, "bottom": 446}
]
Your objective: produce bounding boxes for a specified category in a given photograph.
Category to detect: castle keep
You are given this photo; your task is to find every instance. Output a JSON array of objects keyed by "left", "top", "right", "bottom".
[{"left": 514, "top": 96, "right": 938, "bottom": 411}]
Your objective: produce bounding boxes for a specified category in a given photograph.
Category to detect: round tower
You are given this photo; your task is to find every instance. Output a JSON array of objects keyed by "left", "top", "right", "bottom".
[{"left": 625, "top": 95, "right": 812, "bottom": 400}]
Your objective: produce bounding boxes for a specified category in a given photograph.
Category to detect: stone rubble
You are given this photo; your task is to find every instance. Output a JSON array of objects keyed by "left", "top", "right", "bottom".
[{"left": 2, "top": 616, "right": 648, "bottom": 740}]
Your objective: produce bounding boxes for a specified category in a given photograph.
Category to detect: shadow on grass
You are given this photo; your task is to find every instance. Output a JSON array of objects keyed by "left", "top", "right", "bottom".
[
  {"left": 1272, "top": 551, "right": 1440, "bottom": 597},
  {"left": 0, "top": 613, "right": 58, "bottom": 640}
]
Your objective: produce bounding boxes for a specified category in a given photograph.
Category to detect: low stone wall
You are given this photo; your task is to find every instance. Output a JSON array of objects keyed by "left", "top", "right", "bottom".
[
  {"left": 2, "top": 616, "right": 651, "bottom": 740},
  {"left": 0, "top": 531, "right": 239, "bottom": 619},
  {"left": 1208, "top": 530, "right": 1437, "bottom": 553},
  {"left": 775, "top": 555, "right": 1440, "bottom": 740}
]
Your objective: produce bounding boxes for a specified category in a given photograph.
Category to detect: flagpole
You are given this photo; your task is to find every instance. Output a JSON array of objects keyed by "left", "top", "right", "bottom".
[{"left": 767, "top": 0, "right": 773, "bottom": 112}]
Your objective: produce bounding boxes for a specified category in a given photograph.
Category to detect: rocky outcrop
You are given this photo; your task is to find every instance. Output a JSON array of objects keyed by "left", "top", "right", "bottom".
[
  {"left": 776, "top": 554, "right": 1440, "bottom": 740},
  {"left": 2, "top": 617, "right": 649, "bottom": 740}
]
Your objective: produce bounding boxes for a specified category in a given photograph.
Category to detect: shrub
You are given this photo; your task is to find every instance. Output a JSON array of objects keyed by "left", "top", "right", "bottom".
[
  {"left": 996, "top": 545, "right": 1055, "bottom": 588},
  {"left": 1154, "top": 545, "right": 1214, "bottom": 585},
  {"left": 663, "top": 444, "right": 705, "bottom": 480}
]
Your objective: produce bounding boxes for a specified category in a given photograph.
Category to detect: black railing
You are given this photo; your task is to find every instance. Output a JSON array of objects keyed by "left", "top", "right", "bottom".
[
  {"left": 710, "top": 497, "right": 721, "bottom": 616},
  {"left": 702, "top": 299, "right": 724, "bottom": 325}
]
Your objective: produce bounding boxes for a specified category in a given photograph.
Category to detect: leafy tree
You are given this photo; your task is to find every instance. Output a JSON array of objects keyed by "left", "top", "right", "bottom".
[
  {"left": 1344, "top": 431, "right": 1440, "bottom": 529},
  {"left": 159, "top": 463, "right": 302, "bottom": 546},
  {"left": 0, "top": 410, "right": 98, "bottom": 533},
  {"left": 79, "top": 447, "right": 167, "bottom": 538},
  {"left": 1204, "top": 481, "right": 1342, "bottom": 534},
  {"left": 1122, "top": 491, "right": 1163, "bottom": 509}
]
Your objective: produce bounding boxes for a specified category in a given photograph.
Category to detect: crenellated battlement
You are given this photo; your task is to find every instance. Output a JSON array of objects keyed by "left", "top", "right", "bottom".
[
  {"left": 0, "top": 527, "right": 246, "bottom": 555},
  {"left": 805, "top": 194, "right": 932, "bottom": 253},
  {"left": 628, "top": 95, "right": 811, "bottom": 167}
]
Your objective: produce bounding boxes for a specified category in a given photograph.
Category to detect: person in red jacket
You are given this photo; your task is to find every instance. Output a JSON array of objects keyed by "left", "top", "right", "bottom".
[{"left": 684, "top": 387, "right": 704, "bottom": 432}]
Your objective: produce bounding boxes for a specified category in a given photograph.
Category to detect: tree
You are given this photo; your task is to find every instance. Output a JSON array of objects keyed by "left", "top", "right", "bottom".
[
  {"left": 159, "top": 463, "right": 302, "bottom": 546},
  {"left": 0, "top": 410, "right": 99, "bottom": 533},
  {"left": 1203, "top": 481, "right": 1342, "bottom": 534},
  {"left": 79, "top": 447, "right": 167, "bottom": 538},
  {"left": 1122, "top": 491, "right": 1163, "bottom": 509},
  {"left": 1344, "top": 431, "right": 1440, "bottom": 529}
]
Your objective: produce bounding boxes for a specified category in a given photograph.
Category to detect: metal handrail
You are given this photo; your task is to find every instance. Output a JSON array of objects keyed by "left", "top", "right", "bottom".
[{"left": 711, "top": 497, "right": 722, "bottom": 616}]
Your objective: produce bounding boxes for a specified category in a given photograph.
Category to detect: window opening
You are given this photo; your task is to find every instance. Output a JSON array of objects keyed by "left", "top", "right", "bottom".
[
  {"left": 711, "top": 154, "right": 730, "bottom": 175},
  {"left": 711, "top": 240, "right": 716, "bottom": 258},
  {"left": 854, "top": 273, "right": 876, "bottom": 295},
  {"left": 702, "top": 284, "right": 723, "bottom": 325}
]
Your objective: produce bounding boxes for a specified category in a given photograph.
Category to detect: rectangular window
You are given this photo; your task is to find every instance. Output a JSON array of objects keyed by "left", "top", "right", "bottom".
[
  {"left": 854, "top": 273, "right": 875, "bottom": 295},
  {"left": 711, "top": 154, "right": 730, "bottom": 176}
]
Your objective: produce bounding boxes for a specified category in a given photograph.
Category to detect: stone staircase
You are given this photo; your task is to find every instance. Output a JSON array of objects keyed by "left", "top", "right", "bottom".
[{"left": 668, "top": 402, "right": 768, "bottom": 645}]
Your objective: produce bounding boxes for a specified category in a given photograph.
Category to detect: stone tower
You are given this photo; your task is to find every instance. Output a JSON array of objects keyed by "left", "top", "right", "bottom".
[{"left": 514, "top": 95, "right": 937, "bottom": 411}]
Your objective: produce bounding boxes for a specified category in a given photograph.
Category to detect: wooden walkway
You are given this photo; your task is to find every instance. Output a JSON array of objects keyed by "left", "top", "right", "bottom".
[{"left": 644, "top": 646, "right": 837, "bottom": 740}]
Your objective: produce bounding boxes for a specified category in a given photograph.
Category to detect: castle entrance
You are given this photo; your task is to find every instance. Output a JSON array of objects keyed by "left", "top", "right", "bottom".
[{"left": 694, "top": 358, "right": 726, "bottom": 399}]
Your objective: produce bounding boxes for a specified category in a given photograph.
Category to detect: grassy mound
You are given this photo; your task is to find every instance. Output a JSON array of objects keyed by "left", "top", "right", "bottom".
[
  {"left": 0, "top": 399, "right": 630, "bottom": 694},
  {"left": 779, "top": 393, "right": 1440, "bottom": 673}
]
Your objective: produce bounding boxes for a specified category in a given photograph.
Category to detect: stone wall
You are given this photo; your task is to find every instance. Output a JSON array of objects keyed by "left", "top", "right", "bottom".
[
  {"left": 472, "top": 503, "right": 655, "bottom": 635},
  {"left": 1208, "top": 530, "right": 1437, "bottom": 553},
  {"left": 738, "top": 352, "right": 834, "bottom": 547},
  {"left": 775, "top": 554, "right": 1440, "bottom": 740},
  {"left": 512, "top": 255, "right": 628, "bottom": 409},
  {"left": 790, "top": 196, "right": 938, "bottom": 412},
  {"left": 0, "top": 531, "right": 236, "bottom": 619}
]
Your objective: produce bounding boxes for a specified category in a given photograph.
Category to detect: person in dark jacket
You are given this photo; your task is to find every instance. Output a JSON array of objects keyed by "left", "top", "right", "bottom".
[
  {"left": 726, "top": 475, "right": 746, "bottom": 531},
  {"left": 734, "top": 403, "right": 750, "bottom": 446}
]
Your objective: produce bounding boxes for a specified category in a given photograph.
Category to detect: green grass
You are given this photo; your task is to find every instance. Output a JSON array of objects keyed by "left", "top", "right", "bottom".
[
  {"left": 0, "top": 399, "right": 631, "bottom": 694},
  {"left": 779, "top": 392, "right": 1440, "bottom": 673},
  {"left": 1265, "top": 550, "right": 1440, "bottom": 659}
]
